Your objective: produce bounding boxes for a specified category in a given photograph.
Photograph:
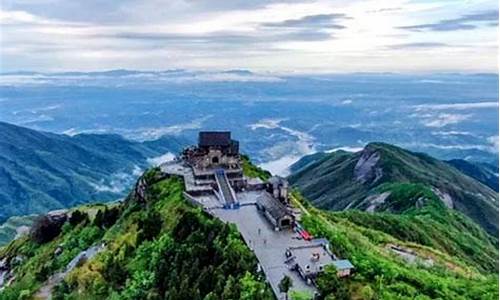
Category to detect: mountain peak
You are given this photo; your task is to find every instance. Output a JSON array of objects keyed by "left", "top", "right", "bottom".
[{"left": 289, "top": 142, "right": 499, "bottom": 235}]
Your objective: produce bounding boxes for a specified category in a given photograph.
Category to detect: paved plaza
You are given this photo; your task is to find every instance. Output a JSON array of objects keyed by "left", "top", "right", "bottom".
[{"left": 212, "top": 205, "right": 317, "bottom": 298}]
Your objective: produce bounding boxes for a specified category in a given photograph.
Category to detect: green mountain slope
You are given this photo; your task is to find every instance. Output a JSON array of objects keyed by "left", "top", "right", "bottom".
[
  {"left": 0, "top": 160, "right": 497, "bottom": 300},
  {"left": 0, "top": 215, "right": 38, "bottom": 246},
  {"left": 299, "top": 201, "right": 498, "bottom": 299},
  {"left": 0, "top": 170, "right": 273, "bottom": 299},
  {"left": 446, "top": 159, "right": 498, "bottom": 192},
  {"left": 0, "top": 121, "right": 188, "bottom": 223},
  {"left": 288, "top": 143, "right": 499, "bottom": 235}
]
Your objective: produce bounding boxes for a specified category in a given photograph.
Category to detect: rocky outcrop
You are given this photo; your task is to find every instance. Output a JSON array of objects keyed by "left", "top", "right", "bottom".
[
  {"left": 126, "top": 167, "right": 170, "bottom": 205},
  {"left": 35, "top": 243, "right": 106, "bottom": 299},
  {"left": 431, "top": 188, "right": 454, "bottom": 209},
  {"left": 364, "top": 192, "right": 391, "bottom": 212},
  {"left": 0, "top": 255, "right": 24, "bottom": 290},
  {"left": 29, "top": 211, "right": 68, "bottom": 244},
  {"left": 354, "top": 148, "right": 382, "bottom": 185}
]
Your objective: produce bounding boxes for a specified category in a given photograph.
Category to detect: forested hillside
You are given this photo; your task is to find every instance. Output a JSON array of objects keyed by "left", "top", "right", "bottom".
[
  {"left": 299, "top": 200, "right": 498, "bottom": 299},
  {"left": 0, "top": 158, "right": 497, "bottom": 300},
  {"left": 445, "top": 159, "right": 499, "bottom": 192},
  {"left": 288, "top": 143, "right": 499, "bottom": 235},
  {"left": 0, "top": 170, "right": 273, "bottom": 299},
  {"left": 0, "top": 121, "right": 188, "bottom": 223}
]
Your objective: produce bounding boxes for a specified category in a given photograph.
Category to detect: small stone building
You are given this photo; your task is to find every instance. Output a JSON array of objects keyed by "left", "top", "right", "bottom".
[
  {"left": 332, "top": 260, "right": 355, "bottom": 277},
  {"left": 286, "top": 244, "right": 354, "bottom": 280},
  {"left": 256, "top": 193, "right": 294, "bottom": 230},
  {"left": 267, "top": 176, "right": 289, "bottom": 204}
]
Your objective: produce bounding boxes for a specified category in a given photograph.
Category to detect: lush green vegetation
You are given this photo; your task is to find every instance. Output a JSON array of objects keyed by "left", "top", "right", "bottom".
[
  {"left": 0, "top": 121, "right": 188, "bottom": 225},
  {"left": 289, "top": 142, "right": 499, "bottom": 236},
  {"left": 338, "top": 183, "right": 498, "bottom": 273},
  {"left": 1, "top": 155, "right": 498, "bottom": 300},
  {"left": 291, "top": 157, "right": 498, "bottom": 299},
  {"left": 241, "top": 154, "right": 271, "bottom": 181},
  {"left": 0, "top": 215, "right": 106, "bottom": 299},
  {"left": 0, "top": 172, "right": 273, "bottom": 299},
  {"left": 0, "top": 214, "right": 38, "bottom": 246},
  {"left": 301, "top": 205, "right": 499, "bottom": 300},
  {"left": 303, "top": 190, "right": 498, "bottom": 299}
]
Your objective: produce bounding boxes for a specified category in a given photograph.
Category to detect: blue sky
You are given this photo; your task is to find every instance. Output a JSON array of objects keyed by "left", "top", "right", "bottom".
[{"left": 0, "top": 0, "right": 498, "bottom": 73}]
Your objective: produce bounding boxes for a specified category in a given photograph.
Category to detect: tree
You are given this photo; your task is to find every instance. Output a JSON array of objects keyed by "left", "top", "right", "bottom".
[
  {"left": 102, "top": 206, "right": 120, "bottom": 228},
  {"left": 30, "top": 215, "right": 64, "bottom": 244},
  {"left": 316, "top": 266, "right": 350, "bottom": 300},
  {"left": 69, "top": 210, "right": 88, "bottom": 226},
  {"left": 93, "top": 207, "right": 120, "bottom": 229},
  {"left": 279, "top": 275, "right": 293, "bottom": 300},
  {"left": 361, "top": 285, "right": 375, "bottom": 300},
  {"left": 239, "top": 272, "right": 271, "bottom": 300},
  {"left": 290, "top": 290, "right": 314, "bottom": 300},
  {"left": 93, "top": 209, "right": 104, "bottom": 228},
  {"left": 137, "top": 210, "right": 162, "bottom": 242}
]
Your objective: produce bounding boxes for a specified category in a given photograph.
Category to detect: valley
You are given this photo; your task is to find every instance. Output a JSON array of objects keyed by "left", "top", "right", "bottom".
[{"left": 0, "top": 121, "right": 188, "bottom": 227}]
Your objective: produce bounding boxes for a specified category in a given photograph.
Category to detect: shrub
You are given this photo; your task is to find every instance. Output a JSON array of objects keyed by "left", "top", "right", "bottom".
[{"left": 30, "top": 215, "right": 65, "bottom": 244}]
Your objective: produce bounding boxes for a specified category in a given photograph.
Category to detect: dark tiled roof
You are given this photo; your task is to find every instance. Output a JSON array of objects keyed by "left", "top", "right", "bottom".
[
  {"left": 199, "top": 131, "right": 231, "bottom": 147},
  {"left": 257, "top": 193, "right": 290, "bottom": 220}
]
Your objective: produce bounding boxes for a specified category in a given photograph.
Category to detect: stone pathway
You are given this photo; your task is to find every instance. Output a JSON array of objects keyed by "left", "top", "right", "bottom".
[{"left": 35, "top": 244, "right": 105, "bottom": 299}]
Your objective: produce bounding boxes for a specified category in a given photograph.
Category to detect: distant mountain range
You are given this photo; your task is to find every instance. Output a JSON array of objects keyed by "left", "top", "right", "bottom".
[
  {"left": 445, "top": 159, "right": 498, "bottom": 192},
  {"left": 0, "top": 121, "right": 188, "bottom": 223},
  {"left": 288, "top": 142, "right": 499, "bottom": 235}
]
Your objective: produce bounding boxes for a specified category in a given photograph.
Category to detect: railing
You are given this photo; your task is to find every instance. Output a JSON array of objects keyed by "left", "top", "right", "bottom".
[{"left": 214, "top": 169, "right": 238, "bottom": 208}]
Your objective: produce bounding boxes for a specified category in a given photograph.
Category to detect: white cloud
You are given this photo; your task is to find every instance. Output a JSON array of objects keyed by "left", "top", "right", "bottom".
[
  {"left": 431, "top": 131, "right": 473, "bottom": 136},
  {"left": 405, "top": 142, "right": 498, "bottom": 153},
  {"left": 0, "top": 0, "right": 497, "bottom": 72},
  {"left": 422, "top": 113, "right": 471, "bottom": 127},
  {"left": 326, "top": 146, "right": 364, "bottom": 153},
  {"left": 88, "top": 172, "right": 134, "bottom": 194},
  {"left": 125, "top": 116, "right": 211, "bottom": 141},
  {"left": 251, "top": 118, "right": 317, "bottom": 175},
  {"left": 487, "top": 135, "right": 498, "bottom": 151},
  {"left": 248, "top": 118, "right": 287, "bottom": 130},
  {"left": 0, "top": 71, "right": 284, "bottom": 86},
  {"left": 132, "top": 165, "right": 143, "bottom": 176},
  {"left": 415, "top": 101, "right": 498, "bottom": 111},
  {"left": 259, "top": 155, "right": 301, "bottom": 176},
  {"left": 147, "top": 152, "right": 176, "bottom": 166}
]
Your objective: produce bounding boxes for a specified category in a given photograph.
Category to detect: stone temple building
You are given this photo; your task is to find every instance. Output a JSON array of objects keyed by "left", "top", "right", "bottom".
[
  {"left": 168, "top": 131, "right": 295, "bottom": 229},
  {"left": 196, "top": 131, "right": 239, "bottom": 167},
  {"left": 160, "top": 131, "right": 355, "bottom": 296}
]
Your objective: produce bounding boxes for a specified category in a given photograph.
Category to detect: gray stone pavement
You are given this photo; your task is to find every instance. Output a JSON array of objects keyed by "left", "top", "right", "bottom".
[
  {"left": 212, "top": 205, "right": 317, "bottom": 299},
  {"left": 236, "top": 190, "right": 261, "bottom": 205}
]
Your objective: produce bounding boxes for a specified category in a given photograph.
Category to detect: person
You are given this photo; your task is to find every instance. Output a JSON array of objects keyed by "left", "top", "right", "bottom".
[{"left": 258, "top": 228, "right": 262, "bottom": 235}]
